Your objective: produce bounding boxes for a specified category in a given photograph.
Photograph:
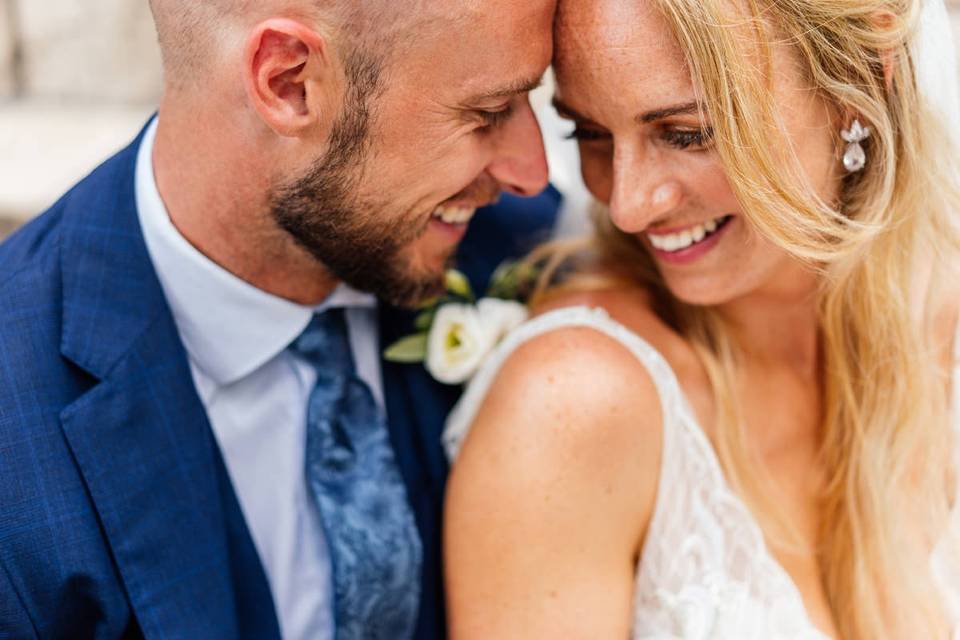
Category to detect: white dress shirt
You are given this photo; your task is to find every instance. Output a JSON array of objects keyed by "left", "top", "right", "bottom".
[{"left": 135, "top": 118, "right": 384, "bottom": 640}]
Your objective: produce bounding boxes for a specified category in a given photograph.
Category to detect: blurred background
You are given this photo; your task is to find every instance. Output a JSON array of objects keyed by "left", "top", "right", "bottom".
[{"left": 2, "top": 0, "right": 960, "bottom": 240}]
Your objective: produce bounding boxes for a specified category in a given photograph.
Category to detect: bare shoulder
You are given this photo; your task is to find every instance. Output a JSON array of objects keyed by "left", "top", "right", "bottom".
[
  {"left": 471, "top": 285, "right": 675, "bottom": 460},
  {"left": 444, "top": 295, "right": 666, "bottom": 638},
  {"left": 469, "top": 314, "right": 663, "bottom": 466},
  {"left": 448, "top": 296, "right": 666, "bottom": 542}
]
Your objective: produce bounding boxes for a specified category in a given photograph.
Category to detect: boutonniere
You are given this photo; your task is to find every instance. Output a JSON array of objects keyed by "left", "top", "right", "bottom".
[{"left": 384, "top": 262, "right": 539, "bottom": 385}]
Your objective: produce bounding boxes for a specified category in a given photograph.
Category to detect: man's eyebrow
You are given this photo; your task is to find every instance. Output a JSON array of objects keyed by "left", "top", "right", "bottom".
[
  {"left": 637, "top": 101, "right": 702, "bottom": 124},
  {"left": 464, "top": 76, "right": 544, "bottom": 104}
]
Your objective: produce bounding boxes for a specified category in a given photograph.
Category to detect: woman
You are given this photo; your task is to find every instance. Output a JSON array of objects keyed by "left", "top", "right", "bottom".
[{"left": 443, "top": 0, "right": 960, "bottom": 637}]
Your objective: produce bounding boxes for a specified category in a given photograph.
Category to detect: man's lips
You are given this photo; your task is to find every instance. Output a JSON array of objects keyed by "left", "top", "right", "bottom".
[
  {"left": 430, "top": 196, "right": 500, "bottom": 226},
  {"left": 431, "top": 205, "right": 477, "bottom": 225}
]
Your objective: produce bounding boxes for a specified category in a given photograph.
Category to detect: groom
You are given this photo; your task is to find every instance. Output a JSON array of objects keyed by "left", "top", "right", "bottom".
[{"left": 0, "top": 1, "right": 557, "bottom": 638}]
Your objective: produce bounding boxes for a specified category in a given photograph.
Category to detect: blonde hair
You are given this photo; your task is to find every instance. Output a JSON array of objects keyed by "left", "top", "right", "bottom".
[{"left": 538, "top": 0, "right": 960, "bottom": 636}]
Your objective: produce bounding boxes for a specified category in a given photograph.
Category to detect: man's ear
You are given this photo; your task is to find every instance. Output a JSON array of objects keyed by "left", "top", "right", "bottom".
[{"left": 244, "top": 19, "right": 332, "bottom": 137}]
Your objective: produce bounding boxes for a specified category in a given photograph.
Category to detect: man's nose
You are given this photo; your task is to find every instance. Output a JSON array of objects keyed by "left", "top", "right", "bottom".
[
  {"left": 608, "top": 148, "right": 684, "bottom": 234},
  {"left": 485, "top": 99, "right": 550, "bottom": 197}
]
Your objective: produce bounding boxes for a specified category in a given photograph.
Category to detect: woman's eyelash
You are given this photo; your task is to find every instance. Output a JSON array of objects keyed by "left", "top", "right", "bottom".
[
  {"left": 664, "top": 128, "right": 714, "bottom": 149},
  {"left": 563, "top": 128, "right": 608, "bottom": 142},
  {"left": 562, "top": 127, "right": 714, "bottom": 148}
]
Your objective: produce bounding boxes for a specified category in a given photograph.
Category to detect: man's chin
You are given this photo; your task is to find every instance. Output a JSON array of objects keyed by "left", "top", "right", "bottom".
[
  {"left": 334, "top": 245, "right": 456, "bottom": 309},
  {"left": 379, "top": 275, "right": 446, "bottom": 310},
  {"left": 390, "top": 258, "right": 454, "bottom": 309}
]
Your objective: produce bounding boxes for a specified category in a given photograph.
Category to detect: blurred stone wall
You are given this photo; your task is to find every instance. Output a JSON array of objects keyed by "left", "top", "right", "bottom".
[
  {"left": 2, "top": 1, "right": 960, "bottom": 238},
  {"left": 0, "top": 0, "right": 162, "bottom": 235},
  {"left": 0, "top": 0, "right": 162, "bottom": 103}
]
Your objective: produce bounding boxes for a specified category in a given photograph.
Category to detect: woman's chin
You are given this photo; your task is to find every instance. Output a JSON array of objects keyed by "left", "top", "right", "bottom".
[{"left": 660, "top": 275, "right": 743, "bottom": 308}]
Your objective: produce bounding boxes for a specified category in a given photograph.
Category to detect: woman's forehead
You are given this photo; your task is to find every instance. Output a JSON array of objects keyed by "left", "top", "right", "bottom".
[
  {"left": 554, "top": 0, "right": 686, "bottom": 67},
  {"left": 553, "top": 0, "right": 691, "bottom": 100}
]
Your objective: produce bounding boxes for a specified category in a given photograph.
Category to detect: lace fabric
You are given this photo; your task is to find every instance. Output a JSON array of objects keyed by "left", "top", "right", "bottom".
[{"left": 443, "top": 305, "right": 960, "bottom": 640}]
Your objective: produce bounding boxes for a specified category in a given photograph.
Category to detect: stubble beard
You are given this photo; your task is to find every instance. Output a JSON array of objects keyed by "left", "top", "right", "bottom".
[{"left": 268, "top": 66, "right": 448, "bottom": 308}]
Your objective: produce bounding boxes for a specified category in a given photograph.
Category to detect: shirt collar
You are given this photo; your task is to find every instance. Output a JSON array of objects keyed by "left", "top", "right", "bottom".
[{"left": 135, "top": 117, "right": 377, "bottom": 387}]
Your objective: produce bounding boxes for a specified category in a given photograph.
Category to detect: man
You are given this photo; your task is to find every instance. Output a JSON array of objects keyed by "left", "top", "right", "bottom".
[{"left": 0, "top": 1, "right": 558, "bottom": 638}]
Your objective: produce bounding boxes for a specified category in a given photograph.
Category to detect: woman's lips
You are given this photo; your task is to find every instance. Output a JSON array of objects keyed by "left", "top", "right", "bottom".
[{"left": 646, "top": 215, "right": 735, "bottom": 265}]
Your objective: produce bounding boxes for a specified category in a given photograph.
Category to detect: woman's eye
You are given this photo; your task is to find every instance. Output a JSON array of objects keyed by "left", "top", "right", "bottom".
[
  {"left": 563, "top": 127, "right": 610, "bottom": 142},
  {"left": 664, "top": 128, "right": 713, "bottom": 150}
]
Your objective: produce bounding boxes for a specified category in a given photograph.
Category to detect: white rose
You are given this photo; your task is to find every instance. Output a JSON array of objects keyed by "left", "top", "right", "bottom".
[
  {"left": 426, "top": 303, "right": 498, "bottom": 385},
  {"left": 476, "top": 298, "right": 529, "bottom": 342},
  {"left": 425, "top": 299, "right": 529, "bottom": 385}
]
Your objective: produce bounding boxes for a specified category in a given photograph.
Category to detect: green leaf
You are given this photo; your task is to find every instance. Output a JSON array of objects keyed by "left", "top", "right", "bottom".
[
  {"left": 486, "top": 262, "right": 517, "bottom": 299},
  {"left": 415, "top": 295, "right": 441, "bottom": 311},
  {"left": 445, "top": 269, "right": 474, "bottom": 300},
  {"left": 383, "top": 333, "right": 429, "bottom": 363},
  {"left": 414, "top": 308, "right": 436, "bottom": 332},
  {"left": 489, "top": 261, "right": 514, "bottom": 287}
]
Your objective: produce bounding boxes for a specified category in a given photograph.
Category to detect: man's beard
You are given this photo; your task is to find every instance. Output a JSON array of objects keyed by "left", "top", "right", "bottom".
[{"left": 268, "top": 69, "right": 448, "bottom": 308}]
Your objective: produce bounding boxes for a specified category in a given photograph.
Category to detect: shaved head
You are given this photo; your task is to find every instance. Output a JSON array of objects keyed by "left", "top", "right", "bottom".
[
  {"left": 146, "top": 0, "right": 553, "bottom": 307},
  {"left": 147, "top": 0, "right": 418, "bottom": 89}
]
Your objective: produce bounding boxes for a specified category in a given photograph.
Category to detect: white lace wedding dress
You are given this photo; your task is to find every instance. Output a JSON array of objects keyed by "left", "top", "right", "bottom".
[{"left": 443, "top": 306, "right": 960, "bottom": 639}]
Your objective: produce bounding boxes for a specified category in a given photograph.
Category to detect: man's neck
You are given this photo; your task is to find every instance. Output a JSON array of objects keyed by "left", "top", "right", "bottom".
[{"left": 151, "top": 106, "right": 340, "bottom": 306}]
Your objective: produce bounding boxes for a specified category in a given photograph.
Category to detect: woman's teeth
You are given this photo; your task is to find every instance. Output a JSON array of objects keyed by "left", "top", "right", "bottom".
[
  {"left": 647, "top": 215, "right": 731, "bottom": 252},
  {"left": 432, "top": 206, "right": 476, "bottom": 225}
]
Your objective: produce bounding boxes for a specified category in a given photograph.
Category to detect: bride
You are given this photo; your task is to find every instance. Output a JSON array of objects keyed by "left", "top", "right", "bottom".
[{"left": 442, "top": 0, "right": 960, "bottom": 637}]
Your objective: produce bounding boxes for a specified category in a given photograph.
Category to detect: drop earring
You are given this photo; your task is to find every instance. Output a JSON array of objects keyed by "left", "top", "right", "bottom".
[{"left": 841, "top": 119, "right": 871, "bottom": 173}]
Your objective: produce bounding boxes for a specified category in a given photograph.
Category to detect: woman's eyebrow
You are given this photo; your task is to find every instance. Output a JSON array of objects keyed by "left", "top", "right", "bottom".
[
  {"left": 552, "top": 98, "right": 704, "bottom": 125},
  {"left": 637, "top": 101, "right": 702, "bottom": 124}
]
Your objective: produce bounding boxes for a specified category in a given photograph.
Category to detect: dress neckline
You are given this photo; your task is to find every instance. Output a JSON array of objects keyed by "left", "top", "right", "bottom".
[
  {"left": 444, "top": 304, "right": 960, "bottom": 639},
  {"left": 633, "top": 307, "right": 960, "bottom": 640},
  {"left": 616, "top": 321, "right": 827, "bottom": 637}
]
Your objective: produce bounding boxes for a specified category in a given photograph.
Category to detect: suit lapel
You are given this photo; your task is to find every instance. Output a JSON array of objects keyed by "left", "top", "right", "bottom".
[
  {"left": 56, "top": 127, "right": 278, "bottom": 639},
  {"left": 60, "top": 315, "right": 243, "bottom": 639}
]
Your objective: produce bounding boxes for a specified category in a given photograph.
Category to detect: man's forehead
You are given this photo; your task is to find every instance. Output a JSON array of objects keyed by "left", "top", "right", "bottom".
[{"left": 407, "top": 1, "right": 554, "bottom": 86}]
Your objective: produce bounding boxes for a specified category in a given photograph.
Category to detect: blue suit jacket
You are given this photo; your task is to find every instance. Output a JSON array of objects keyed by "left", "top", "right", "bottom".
[{"left": 0, "top": 126, "right": 560, "bottom": 640}]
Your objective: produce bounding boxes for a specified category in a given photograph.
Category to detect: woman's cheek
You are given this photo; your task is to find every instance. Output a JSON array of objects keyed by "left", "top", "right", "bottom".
[{"left": 580, "top": 151, "right": 614, "bottom": 204}]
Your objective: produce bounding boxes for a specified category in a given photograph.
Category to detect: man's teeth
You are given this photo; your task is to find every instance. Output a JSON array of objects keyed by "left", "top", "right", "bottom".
[
  {"left": 648, "top": 216, "right": 729, "bottom": 252},
  {"left": 432, "top": 206, "right": 476, "bottom": 225}
]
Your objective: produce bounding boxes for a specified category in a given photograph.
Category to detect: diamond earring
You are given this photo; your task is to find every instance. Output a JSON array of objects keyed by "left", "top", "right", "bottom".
[{"left": 841, "top": 119, "right": 871, "bottom": 173}]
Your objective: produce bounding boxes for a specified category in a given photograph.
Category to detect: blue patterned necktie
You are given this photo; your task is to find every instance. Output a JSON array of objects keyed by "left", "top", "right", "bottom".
[{"left": 290, "top": 308, "right": 422, "bottom": 639}]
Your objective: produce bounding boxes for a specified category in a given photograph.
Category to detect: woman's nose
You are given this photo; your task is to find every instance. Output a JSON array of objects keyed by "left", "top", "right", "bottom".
[{"left": 608, "top": 158, "right": 684, "bottom": 234}]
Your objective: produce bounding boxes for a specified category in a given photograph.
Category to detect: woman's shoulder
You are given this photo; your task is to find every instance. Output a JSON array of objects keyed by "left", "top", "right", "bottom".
[
  {"left": 529, "top": 285, "right": 695, "bottom": 376},
  {"left": 443, "top": 290, "right": 677, "bottom": 638},
  {"left": 447, "top": 288, "right": 672, "bottom": 536},
  {"left": 475, "top": 286, "right": 675, "bottom": 445}
]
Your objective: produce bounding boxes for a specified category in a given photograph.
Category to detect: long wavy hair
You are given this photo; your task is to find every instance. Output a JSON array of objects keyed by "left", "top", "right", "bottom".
[{"left": 536, "top": 0, "right": 960, "bottom": 636}]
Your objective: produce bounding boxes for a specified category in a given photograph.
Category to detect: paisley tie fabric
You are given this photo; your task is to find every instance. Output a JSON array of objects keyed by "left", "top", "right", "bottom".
[{"left": 290, "top": 309, "right": 422, "bottom": 639}]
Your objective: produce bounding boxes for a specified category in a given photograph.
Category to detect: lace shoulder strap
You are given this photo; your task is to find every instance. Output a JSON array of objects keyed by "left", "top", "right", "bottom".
[{"left": 442, "top": 305, "right": 686, "bottom": 461}]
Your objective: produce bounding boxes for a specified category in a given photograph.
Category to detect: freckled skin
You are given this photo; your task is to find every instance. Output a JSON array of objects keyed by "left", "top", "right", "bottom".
[
  {"left": 553, "top": 0, "right": 840, "bottom": 307},
  {"left": 446, "top": 4, "right": 959, "bottom": 639},
  {"left": 544, "top": 2, "right": 850, "bottom": 635}
]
